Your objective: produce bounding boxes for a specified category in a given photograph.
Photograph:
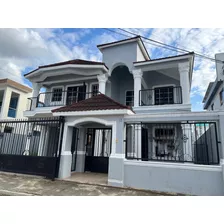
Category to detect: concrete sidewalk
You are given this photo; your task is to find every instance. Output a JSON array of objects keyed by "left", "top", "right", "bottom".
[{"left": 0, "top": 172, "right": 172, "bottom": 196}]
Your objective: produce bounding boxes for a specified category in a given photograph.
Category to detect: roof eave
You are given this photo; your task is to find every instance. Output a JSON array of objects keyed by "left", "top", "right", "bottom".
[
  {"left": 24, "top": 64, "right": 109, "bottom": 78},
  {"left": 52, "top": 109, "right": 134, "bottom": 116},
  {"left": 133, "top": 53, "right": 195, "bottom": 66}
]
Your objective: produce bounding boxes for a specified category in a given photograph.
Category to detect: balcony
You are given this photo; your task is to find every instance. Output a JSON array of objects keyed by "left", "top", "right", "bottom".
[
  {"left": 139, "top": 86, "right": 182, "bottom": 106},
  {"left": 27, "top": 91, "right": 99, "bottom": 111}
]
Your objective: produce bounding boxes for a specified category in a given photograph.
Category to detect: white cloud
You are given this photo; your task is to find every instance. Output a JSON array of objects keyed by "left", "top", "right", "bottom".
[{"left": 0, "top": 28, "right": 97, "bottom": 84}]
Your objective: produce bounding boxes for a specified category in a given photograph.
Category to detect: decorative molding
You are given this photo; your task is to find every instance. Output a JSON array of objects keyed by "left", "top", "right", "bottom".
[
  {"left": 97, "top": 73, "right": 109, "bottom": 83},
  {"left": 132, "top": 69, "right": 143, "bottom": 79},
  {"left": 178, "top": 62, "right": 189, "bottom": 73}
]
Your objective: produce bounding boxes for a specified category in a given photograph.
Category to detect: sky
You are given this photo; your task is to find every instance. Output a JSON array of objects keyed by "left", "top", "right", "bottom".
[{"left": 0, "top": 28, "right": 224, "bottom": 111}]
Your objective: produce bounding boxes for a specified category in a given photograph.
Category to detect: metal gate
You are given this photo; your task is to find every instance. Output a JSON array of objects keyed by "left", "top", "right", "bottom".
[
  {"left": 0, "top": 117, "right": 64, "bottom": 179},
  {"left": 85, "top": 128, "right": 112, "bottom": 173}
]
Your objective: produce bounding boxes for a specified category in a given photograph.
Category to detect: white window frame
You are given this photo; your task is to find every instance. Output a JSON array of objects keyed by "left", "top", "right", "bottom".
[
  {"left": 90, "top": 82, "right": 99, "bottom": 97},
  {"left": 152, "top": 125, "right": 177, "bottom": 160},
  {"left": 151, "top": 84, "right": 176, "bottom": 105},
  {"left": 65, "top": 83, "right": 89, "bottom": 103},
  {"left": 125, "top": 90, "right": 134, "bottom": 107},
  {"left": 50, "top": 85, "right": 64, "bottom": 106},
  {"left": 7, "top": 91, "right": 20, "bottom": 119}
]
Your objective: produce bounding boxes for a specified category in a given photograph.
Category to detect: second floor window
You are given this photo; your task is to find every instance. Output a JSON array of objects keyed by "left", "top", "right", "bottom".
[
  {"left": 219, "top": 88, "right": 224, "bottom": 106},
  {"left": 154, "top": 86, "right": 174, "bottom": 105},
  {"left": 8, "top": 92, "right": 19, "bottom": 118},
  {"left": 51, "top": 88, "right": 63, "bottom": 102},
  {"left": 126, "top": 91, "right": 134, "bottom": 106},
  {"left": 92, "top": 84, "right": 99, "bottom": 96}
]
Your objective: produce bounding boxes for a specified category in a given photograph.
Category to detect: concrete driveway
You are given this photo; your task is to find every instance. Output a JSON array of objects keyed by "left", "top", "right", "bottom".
[{"left": 0, "top": 172, "right": 172, "bottom": 196}]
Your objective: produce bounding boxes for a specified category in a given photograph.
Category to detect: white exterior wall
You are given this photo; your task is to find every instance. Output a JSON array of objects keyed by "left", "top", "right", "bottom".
[
  {"left": 136, "top": 44, "right": 145, "bottom": 61},
  {"left": 102, "top": 42, "right": 139, "bottom": 73}
]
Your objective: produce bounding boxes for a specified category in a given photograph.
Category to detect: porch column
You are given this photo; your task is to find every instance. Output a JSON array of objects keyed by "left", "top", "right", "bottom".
[
  {"left": 132, "top": 69, "right": 143, "bottom": 107},
  {"left": 178, "top": 62, "right": 190, "bottom": 105},
  {"left": 97, "top": 73, "right": 108, "bottom": 94},
  {"left": 75, "top": 127, "right": 86, "bottom": 172},
  {"left": 58, "top": 123, "right": 73, "bottom": 179},
  {"left": 31, "top": 82, "right": 42, "bottom": 110}
]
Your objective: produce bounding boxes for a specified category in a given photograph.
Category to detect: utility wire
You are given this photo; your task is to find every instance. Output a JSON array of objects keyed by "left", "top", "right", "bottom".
[
  {"left": 117, "top": 28, "right": 224, "bottom": 64},
  {"left": 103, "top": 28, "right": 186, "bottom": 54}
]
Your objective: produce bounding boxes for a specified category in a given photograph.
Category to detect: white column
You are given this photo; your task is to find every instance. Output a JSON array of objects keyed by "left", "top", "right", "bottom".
[
  {"left": 178, "top": 62, "right": 190, "bottom": 104},
  {"left": 97, "top": 73, "right": 108, "bottom": 94},
  {"left": 58, "top": 124, "right": 73, "bottom": 179},
  {"left": 132, "top": 69, "right": 143, "bottom": 107},
  {"left": 31, "top": 82, "right": 42, "bottom": 110}
]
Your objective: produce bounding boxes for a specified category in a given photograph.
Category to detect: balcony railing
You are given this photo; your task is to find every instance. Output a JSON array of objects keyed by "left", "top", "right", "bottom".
[
  {"left": 125, "top": 122, "right": 219, "bottom": 165},
  {"left": 139, "top": 86, "right": 182, "bottom": 106},
  {"left": 27, "top": 91, "right": 99, "bottom": 110}
]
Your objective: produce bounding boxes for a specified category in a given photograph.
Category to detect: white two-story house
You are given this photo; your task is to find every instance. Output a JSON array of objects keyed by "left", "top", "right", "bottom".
[{"left": 23, "top": 36, "right": 224, "bottom": 196}]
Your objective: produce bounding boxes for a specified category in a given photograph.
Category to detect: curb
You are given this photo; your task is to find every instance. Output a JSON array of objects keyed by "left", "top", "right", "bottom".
[{"left": 0, "top": 189, "right": 35, "bottom": 196}]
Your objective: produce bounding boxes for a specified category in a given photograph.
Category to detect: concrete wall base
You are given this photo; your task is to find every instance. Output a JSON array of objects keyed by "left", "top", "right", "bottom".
[
  {"left": 75, "top": 152, "right": 85, "bottom": 172},
  {"left": 123, "top": 160, "right": 224, "bottom": 196},
  {"left": 108, "top": 154, "right": 125, "bottom": 187},
  {"left": 58, "top": 153, "right": 72, "bottom": 179}
]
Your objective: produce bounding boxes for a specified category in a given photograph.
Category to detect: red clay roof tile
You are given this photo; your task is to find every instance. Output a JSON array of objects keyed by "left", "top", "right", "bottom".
[{"left": 52, "top": 94, "right": 133, "bottom": 113}]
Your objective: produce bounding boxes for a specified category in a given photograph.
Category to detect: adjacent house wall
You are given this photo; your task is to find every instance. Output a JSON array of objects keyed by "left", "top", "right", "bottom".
[
  {"left": 215, "top": 53, "right": 224, "bottom": 81},
  {"left": 206, "top": 83, "right": 224, "bottom": 111},
  {"left": 0, "top": 86, "right": 31, "bottom": 119}
]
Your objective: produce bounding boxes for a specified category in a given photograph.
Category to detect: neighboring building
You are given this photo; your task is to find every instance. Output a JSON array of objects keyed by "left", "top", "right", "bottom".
[
  {"left": 0, "top": 78, "right": 32, "bottom": 120},
  {"left": 18, "top": 36, "right": 224, "bottom": 196},
  {"left": 203, "top": 53, "right": 224, "bottom": 111}
]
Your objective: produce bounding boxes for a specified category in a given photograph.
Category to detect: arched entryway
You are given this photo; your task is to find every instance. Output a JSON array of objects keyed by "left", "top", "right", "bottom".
[
  {"left": 59, "top": 117, "right": 116, "bottom": 178},
  {"left": 71, "top": 121, "right": 112, "bottom": 173},
  {"left": 109, "top": 64, "right": 134, "bottom": 106}
]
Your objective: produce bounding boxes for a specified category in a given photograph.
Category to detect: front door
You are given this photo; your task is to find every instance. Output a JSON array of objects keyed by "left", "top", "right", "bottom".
[{"left": 85, "top": 128, "right": 112, "bottom": 173}]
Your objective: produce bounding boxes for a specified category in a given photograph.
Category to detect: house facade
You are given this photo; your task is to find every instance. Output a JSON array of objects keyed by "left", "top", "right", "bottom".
[
  {"left": 0, "top": 78, "right": 32, "bottom": 120},
  {"left": 23, "top": 36, "right": 224, "bottom": 196},
  {"left": 203, "top": 53, "right": 224, "bottom": 111}
]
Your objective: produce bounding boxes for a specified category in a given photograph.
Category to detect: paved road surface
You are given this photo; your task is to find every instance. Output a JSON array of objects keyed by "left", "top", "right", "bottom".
[{"left": 0, "top": 172, "right": 171, "bottom": 196}]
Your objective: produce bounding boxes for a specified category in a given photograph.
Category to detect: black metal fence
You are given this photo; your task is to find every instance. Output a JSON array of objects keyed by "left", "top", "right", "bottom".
[
  {"left": 125, "top": 122, "right": 219, "bottom": 165},
  {"left": 0, "top": 117, "right": 64, "bottom": 179},
  {"left": 139, "top": 86, "right": 182, "bottom": 106}
]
